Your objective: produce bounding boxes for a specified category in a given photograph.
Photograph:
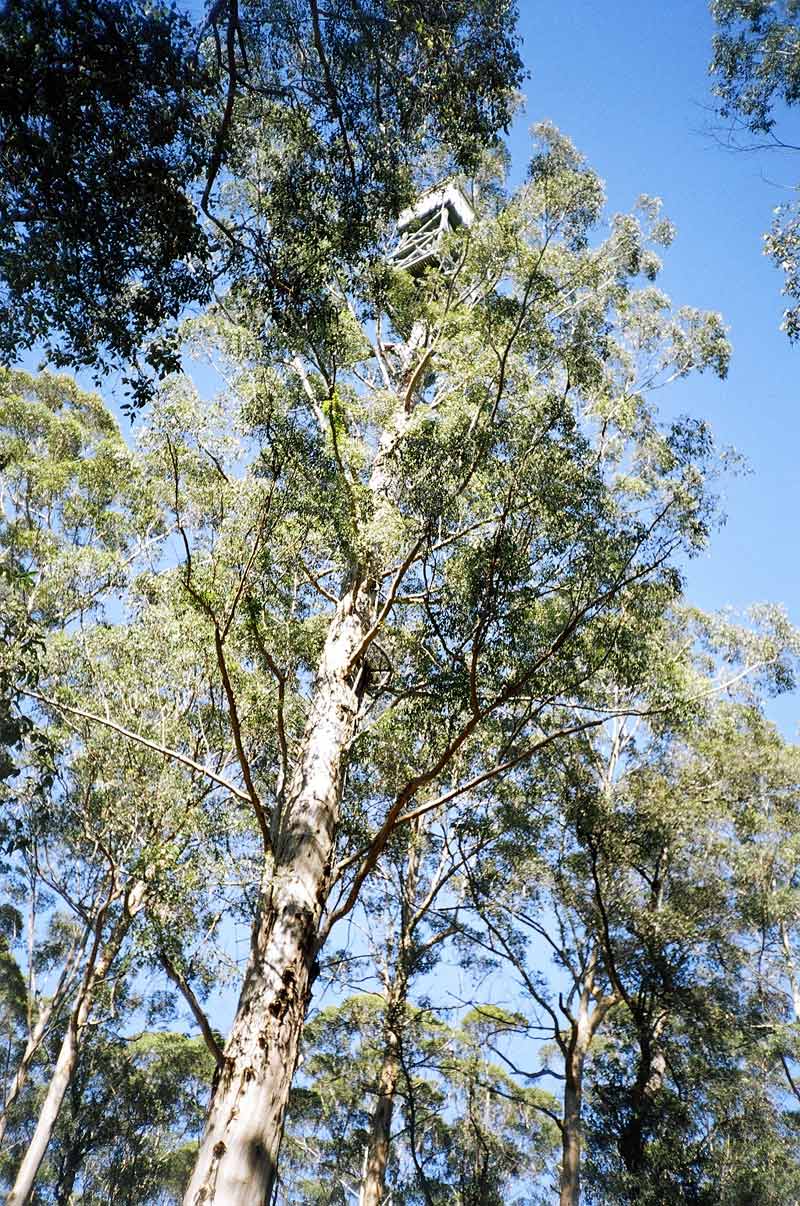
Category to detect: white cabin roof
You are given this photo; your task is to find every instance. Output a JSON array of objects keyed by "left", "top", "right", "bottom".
[{"left": 397, "top": 184, "right": 475, "bottom": 233}]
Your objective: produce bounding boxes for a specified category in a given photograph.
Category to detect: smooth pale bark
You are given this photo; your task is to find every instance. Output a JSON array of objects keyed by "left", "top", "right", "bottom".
[
  {"left": 7, "top": 880, "right": 145, "bottom": 1206},
  {"left": 184, "top": 594, "right": 373, "bottom": 1206},
  {"left": 359, "top": 1000, "right": 403, "bottom": 1206},
  {"left": 0, "top": 934, "right": 86, "bottom": 1150},
  {"left": 0, "top": 1012, "right": 57, "bottom": 1154},
  {"left": 559, "top": 957, "right": 617, "bottom": 1206}
]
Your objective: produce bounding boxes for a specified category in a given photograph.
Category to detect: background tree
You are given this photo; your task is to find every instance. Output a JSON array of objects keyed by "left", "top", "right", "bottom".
[
  {"left": 459, "top": 611, "right": 800, "bottom": 1205},
  {"left": 710, "top": 0, "right": 800, "bottom": 339},
  {"left": 579, "top": 699, "right": 800, "bottom": 1205},
  {"left": 281, "top": 996, "right": 557, "bottom": 1205},
  {"left": 36, "top": 1028, "right": 214, "bottom": 1205},
  {"left": 0, "top": 366, "right": 154, "bottom": 1155},
  {"left": 0, "top": 371, "right": 238, "bottom": 1200}
]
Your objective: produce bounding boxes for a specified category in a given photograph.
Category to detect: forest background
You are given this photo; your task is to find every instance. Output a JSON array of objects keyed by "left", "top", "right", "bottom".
[{"left": 3, "top": 0, "right": 800, "bottom": 1204}]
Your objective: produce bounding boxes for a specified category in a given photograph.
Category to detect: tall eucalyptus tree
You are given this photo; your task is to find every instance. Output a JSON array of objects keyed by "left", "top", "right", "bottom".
[
  {"left": 2, "top": 126, "right": 734, "bottom": 1199},
  {"left": 136, "top": 129, "right": 732, "bottom": 1202}
]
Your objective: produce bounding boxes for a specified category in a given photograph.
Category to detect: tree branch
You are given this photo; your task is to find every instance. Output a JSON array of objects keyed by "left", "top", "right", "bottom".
[
  {"left": 22, "top": 690, "right": 252, "bottom": 804},
  {"left": 158, "top": 949, "right": 225, "bottom": 1070}
]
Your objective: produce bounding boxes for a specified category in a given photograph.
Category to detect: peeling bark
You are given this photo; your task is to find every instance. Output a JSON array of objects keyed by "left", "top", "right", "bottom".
[{"left": 184, "top": 594, "right": 372, "bottom": 1206}]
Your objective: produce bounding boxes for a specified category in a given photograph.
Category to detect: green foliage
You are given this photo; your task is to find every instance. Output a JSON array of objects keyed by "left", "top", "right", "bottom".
[
  {"left": 0, "top": 367, "right": 143, "bottom": 818},
  {"left": 0, "top": 365, "right": 240, "bottom": 1202},
  {"left": 577, "top": 701, "right": 800, "bottom": 1203},
  {"left": 711, "top": 0, "right": 800, "bottom": 134},
  {"left": 27, "top": 1028, "right": 214, "bottom": 1204},
  {"left": 0, "top": 0, "right": 212, "bottom": 404},
  {"left": 0, "top": 906, "right": 27, "bottom": 1058},
  {"left": 710, "top": 0, "right": 800, "bottom": 339},
  {"left": 0, "top": 0, "right": 524, "bottom": 406},
  {"left": 0, "top": 95, "right": 786, "bottom": 1205},
  {"left": 282, "top": 996, "right": 557, "bottom": 1204}
]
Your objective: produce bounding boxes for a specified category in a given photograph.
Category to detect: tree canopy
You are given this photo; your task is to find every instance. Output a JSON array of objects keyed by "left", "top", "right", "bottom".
[
  {"left": 0, "top": 0, "right": 523, "bottom": 405},
  {"left": 711, "top": 0, "right": 800, "bottom": 338}
]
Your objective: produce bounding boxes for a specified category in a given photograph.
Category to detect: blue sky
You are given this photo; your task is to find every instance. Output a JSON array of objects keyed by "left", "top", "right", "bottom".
[{"left": 509, "top": 1, "right": 799, "bottom": 666}]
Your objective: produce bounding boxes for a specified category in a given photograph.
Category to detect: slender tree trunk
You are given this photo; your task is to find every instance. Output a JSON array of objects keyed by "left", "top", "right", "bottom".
[
  {"left": 0, "top": 936, "right": 85, "bottom": 1149},
  {"left": 560, "top": 1043, "right": 585, "bottom": 1206},
  {"left": 559, "top": 991, "right": 596, "bottom": 1206},
  {"left": 359, "top": 962, "right": 414, "bottom": 1206},
  {"left": 359, "top": 1002, "right": 403, "bottom": 1206},
  {"left": 184, "top": 594, "right": 372, "bottom": 1206},
  {"left": 359, "top": 819, "right": 424, "bottom": 1206},
  {"left": 558, "top": 955, "right": 617, "bottom": 1206},
  {"left": 0, "top": 1012, "right": 54, "bottom": 1151},
  {"left": 7, "top": 880, "right": 145, "bottom": 1206}
]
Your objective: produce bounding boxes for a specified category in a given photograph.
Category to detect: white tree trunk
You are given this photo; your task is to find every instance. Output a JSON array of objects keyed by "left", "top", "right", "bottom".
[
  {"left": 0, "top": 933, "right": 86, "bottom": 1150},
  {"left": 559, "top": 960, "right": 617, "bottom": 1206},
  {"left": 7, "top": 881, "right": 144, "bottom": 1206},
  {"left": 184, "top": 594, "right": 371, "bottom": 1206}
]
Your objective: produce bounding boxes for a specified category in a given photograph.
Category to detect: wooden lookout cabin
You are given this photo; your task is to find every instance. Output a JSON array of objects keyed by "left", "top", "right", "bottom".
[{"left": 391, "top": 183, "right": 475, "bottom": 274}]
